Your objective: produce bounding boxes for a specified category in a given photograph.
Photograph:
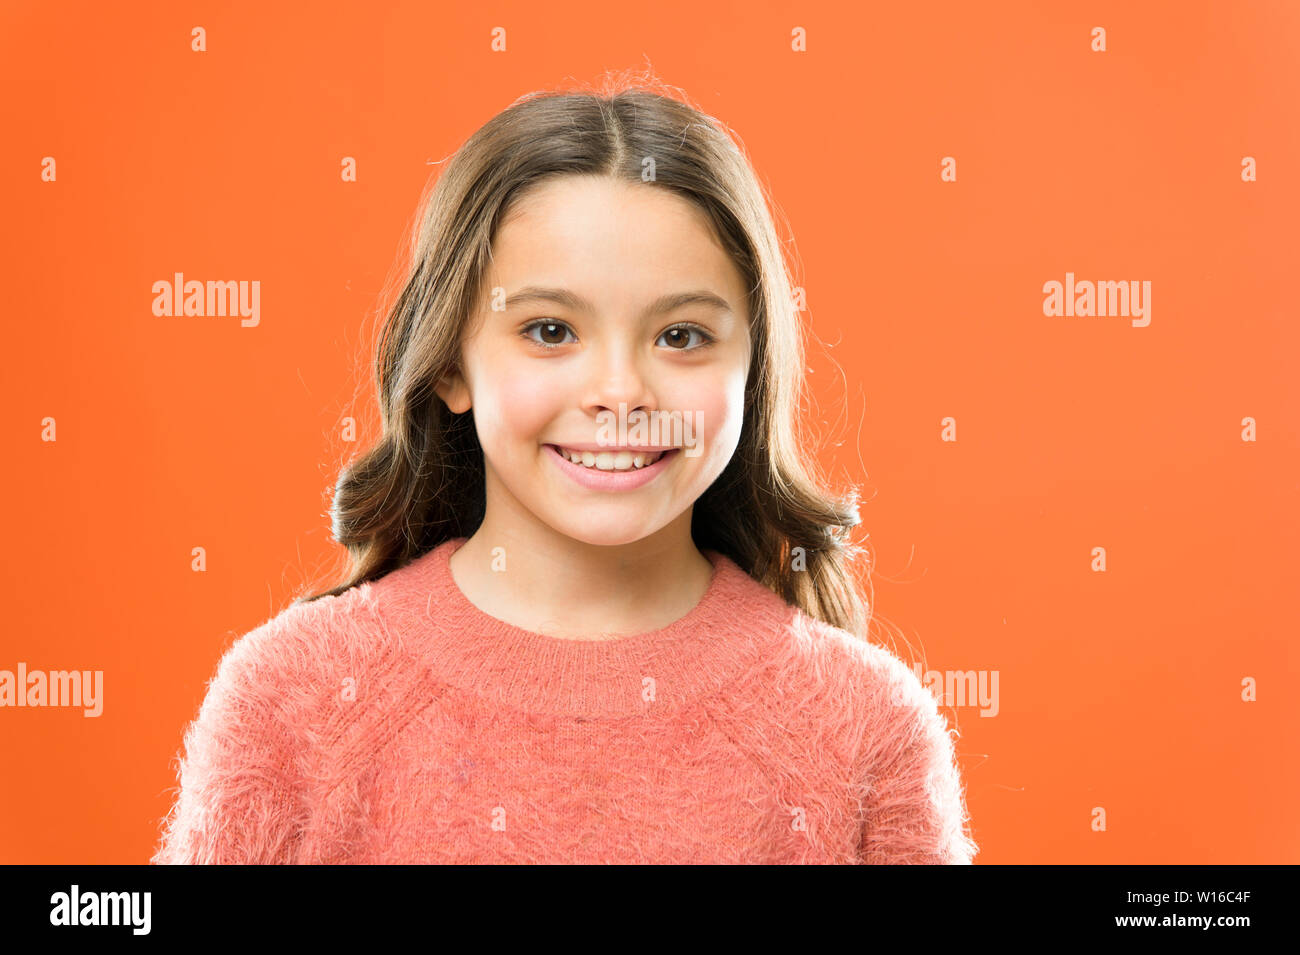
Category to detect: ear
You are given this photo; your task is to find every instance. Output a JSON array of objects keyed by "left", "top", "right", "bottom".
[{"left": 434, "top": 366, "right": 472, "bottom": 414}]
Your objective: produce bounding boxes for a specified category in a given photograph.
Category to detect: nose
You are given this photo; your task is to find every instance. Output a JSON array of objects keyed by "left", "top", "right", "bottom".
[{"left": 581, "top": 342, "right": 657, "bottom": 419}]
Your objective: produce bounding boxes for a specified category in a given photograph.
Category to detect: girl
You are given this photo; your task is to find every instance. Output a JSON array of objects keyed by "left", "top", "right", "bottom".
[{"left": 153, "top": 74, "right": 978, "bottom": 865}]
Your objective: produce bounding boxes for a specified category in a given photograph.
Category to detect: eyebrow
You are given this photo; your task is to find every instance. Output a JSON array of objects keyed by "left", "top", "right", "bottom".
[{"left": 502, "top": 286, "right": 734, "bottom": 320}]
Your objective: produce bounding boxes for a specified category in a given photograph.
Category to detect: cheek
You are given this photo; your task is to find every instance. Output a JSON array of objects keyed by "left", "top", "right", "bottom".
[
  {"left": 673, "top": 369, "right": 746, "bottom": 466},
  {"left": 471, "top": 360, "right": 564, "bottom": 445}
]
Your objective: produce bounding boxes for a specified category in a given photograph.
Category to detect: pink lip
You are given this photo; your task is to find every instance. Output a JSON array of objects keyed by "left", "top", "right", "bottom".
[{"left": 545, "top": 444, "right": 679, "bottom": 491}]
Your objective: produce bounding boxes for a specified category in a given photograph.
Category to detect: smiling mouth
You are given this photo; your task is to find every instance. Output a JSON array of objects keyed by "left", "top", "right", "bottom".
[{"left": 548, "top": 445, "right": 668, "bottom": 471}]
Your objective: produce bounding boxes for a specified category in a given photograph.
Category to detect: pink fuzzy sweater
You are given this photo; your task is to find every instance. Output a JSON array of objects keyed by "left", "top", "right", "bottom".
[{"left": 153, "top": 537, "right": 978, "bottom": 864}]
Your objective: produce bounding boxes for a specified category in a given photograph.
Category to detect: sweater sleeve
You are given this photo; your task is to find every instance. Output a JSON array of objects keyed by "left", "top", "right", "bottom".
[
  {"left": 152, "top": 617, "right": 311, "bottom": 865},
  {"left": 856, "top": 647, "right": 979, "bottom": 865}
]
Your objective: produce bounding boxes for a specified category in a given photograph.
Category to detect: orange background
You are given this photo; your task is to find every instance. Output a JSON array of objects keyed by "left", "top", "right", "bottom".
[{"left": 2, "top": 0, "right": 1297, "bottom": 863}]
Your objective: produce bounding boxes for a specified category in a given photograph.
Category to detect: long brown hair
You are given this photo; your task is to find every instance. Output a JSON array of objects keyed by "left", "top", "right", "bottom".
[{"left": 296, "top": 71, "right": 873, "bottom": 639}]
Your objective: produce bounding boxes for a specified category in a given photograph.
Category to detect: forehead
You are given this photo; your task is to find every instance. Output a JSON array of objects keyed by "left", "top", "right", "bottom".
[{"left": 489, "top": 176, "right": 745, "bottom": 305}]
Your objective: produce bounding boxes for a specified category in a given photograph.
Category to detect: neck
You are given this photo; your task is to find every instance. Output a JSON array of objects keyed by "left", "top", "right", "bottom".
[{"left": 447, "top": 516, "right": 713, "bottom": 640}]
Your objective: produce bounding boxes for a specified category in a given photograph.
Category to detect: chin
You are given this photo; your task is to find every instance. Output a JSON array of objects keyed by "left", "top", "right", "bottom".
[{"left": 546, "top": 521, "right": 660, "bottom": 550}]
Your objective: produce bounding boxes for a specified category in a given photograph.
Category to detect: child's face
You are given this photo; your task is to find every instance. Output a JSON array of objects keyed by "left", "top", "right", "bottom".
[{"left": 436, "top": 174, "right": 752, "bottom": 548}]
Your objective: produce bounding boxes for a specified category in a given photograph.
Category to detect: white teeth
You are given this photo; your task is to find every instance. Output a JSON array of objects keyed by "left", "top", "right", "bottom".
[{"left": 557, "top": 447, "right": 663, "bottom": 471}]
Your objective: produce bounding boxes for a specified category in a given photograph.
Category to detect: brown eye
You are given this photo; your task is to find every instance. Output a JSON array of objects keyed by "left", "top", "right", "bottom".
[
  {"left": 538, "top": 322, "right": 566, "bottom": 344},
  {"left": 521, "top": 320, "right": 577, "bottom": 349},
  {"left": 657, "top": 324, "right": 714, "bottom": 350}
]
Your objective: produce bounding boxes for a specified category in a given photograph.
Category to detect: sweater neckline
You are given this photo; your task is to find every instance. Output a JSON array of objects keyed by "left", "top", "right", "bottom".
[{"left": 387, "top": 536, "right": 794, "bottom": 718}]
